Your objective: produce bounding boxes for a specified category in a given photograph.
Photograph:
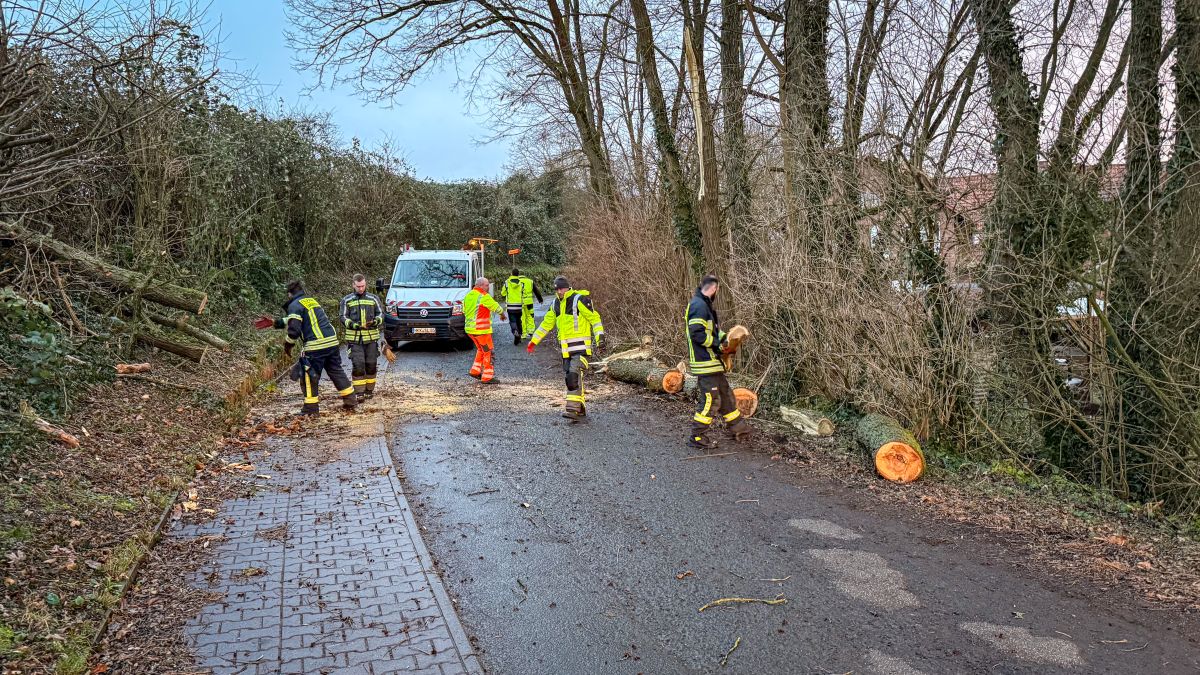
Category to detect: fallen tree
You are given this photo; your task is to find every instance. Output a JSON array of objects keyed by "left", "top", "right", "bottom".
[
  {"left": 145, "top": 311, "right": 228, "bottom": 350},
  {"left": 1, "top": 220, "right": 208, "bottom": 315},
  {"left": 855, "top": 413, "right": 924, "bottom": 482},
  {"left": 134, "top": 332, "right": 208, "bottom": 363},
  {"left": 605, "top": 358, "right": 758, "bottom": 417}
]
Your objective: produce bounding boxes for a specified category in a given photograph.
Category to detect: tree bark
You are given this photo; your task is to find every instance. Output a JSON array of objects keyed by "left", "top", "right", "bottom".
[
  {"left": 145, "top": 311, "right": 230, "bottom": 350},
  {"left": 0, "top": 220, "right": 208, "bottom": 314},
  {"left": 135, "top": 332, "right": 209, "bottom": 363},
  {"left": 629, "top": 0, "right": 702, "bottom": 263},
  {"left": 719, "top": 0, "right": 751, "bottom": 247},
  {"left": 781, "top": 0, "right": 831, "bottom": 220},
  {"left": 779, "top": 405, "right": 834, "bottom": 435},
  {"left": 683, "top": 17, "right": 729, "bottom": 290}
]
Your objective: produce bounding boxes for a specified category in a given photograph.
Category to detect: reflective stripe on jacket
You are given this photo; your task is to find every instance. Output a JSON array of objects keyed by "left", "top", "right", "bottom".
[
  {"left": 686, "top": 289, "right": 726, "bottom": 374},
  {"left": 284, "top": 294, "right": 340, "bottom": 353},
  {"left": 530, "top": 289, "right": 604, "bottom": 357},
  {"left": 463, "top": 288, "right": 501, "bottom": 335},
  {"left": 340, "top": 291, "right": 384, "bottom": 342}
]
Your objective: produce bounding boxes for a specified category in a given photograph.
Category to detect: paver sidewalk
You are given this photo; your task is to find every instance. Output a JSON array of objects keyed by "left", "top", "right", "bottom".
[{"left": 177, "top": 389, "right": 481, "bottom": 675}]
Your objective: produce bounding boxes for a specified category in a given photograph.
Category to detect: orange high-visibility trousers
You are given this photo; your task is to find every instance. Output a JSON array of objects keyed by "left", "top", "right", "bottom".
[{"left": 469, "top": 333, "right": 495, "bottom": 382}]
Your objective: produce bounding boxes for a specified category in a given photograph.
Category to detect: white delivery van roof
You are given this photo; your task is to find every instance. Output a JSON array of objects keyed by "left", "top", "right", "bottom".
[{"left": 396, "top": 248, "right": 477, "bottom": 260}]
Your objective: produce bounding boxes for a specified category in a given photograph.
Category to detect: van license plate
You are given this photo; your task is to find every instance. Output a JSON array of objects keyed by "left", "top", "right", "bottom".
[{"left": 412, "top": 327, "right": 436, "bottom": 335}]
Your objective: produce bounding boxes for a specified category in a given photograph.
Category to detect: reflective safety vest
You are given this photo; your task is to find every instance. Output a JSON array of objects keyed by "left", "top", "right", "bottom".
[
  {"left": 282, "top": 294, "right": 340, "bottom": 354},
  {"left": 503, "top": 276, "right": 533, "bottom": 311},
  {"left": 531, "top": 289, "right": 604, "bottom": 357},
  {"left": 462, "top": 288, "right": 501, "bottom": 335},
  {"left": 339, "top": 291, "right": 384, "bottom": 342},
  {"left": 686, "top": 289, "right": 725, "bottom": 374}
]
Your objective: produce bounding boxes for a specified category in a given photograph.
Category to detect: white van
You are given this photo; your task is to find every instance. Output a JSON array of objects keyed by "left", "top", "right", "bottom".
[{"left": 376, "top": 247, "right": 484, "bottom": 345}]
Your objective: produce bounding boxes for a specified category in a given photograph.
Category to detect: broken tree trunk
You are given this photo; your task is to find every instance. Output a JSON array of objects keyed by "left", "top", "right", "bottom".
[
  {"left": 145, "top": 311, "right": 229, "bottom": 350},
  {"left": 855, "top": 413, "right": 925, "bottom": 482},
  {"left": 135, "top": 332, "right": 208, "bottom": 363},
  {"left": 780, "top": 406, "right": 835, "bottom": 436},
  {"left": 0, "top": 220, "right": 208, "bottom": 314},
  {"left": 115, "top": 363, "right": 152, "bottom": 374}
]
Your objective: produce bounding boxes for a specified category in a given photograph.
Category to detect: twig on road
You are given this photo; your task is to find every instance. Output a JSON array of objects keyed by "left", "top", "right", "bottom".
[
  {"left": 699, "top": 593, "right": 786, "bottom": 612},
  {"left": 467, "top": 488, "right": 500, "bottom": 497},
  {"left": 735, "top": 499, "right": 759, "bottom": 504},
  {"left": 756, "top": 576, "right": 791, "bottom": 583},
  {"left": 682, "top": 451, "right": 738, "bottom": 461},
  {"left": 720, "top": 636, "right": 742, "bottom": 667}
]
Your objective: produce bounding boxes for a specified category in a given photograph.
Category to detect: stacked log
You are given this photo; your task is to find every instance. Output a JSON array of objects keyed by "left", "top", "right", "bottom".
[
  {"left": 605, "top": 358, "right": 758, "bottom": 418},
  {"left": 855, "top": 413, "right": 925, "bottom": 482}
]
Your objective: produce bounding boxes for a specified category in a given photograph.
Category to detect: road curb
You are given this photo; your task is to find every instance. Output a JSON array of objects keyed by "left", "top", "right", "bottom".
[{"left": 383, "top": 424, "right": 484, "bottom": 675}]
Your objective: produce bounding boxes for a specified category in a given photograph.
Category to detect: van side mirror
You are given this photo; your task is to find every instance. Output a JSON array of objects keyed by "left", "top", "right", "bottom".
[{"left": 375, "top": 278, "right": 387, "bottom": 295}]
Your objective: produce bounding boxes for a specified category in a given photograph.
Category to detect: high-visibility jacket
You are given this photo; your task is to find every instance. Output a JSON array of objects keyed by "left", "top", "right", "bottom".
[
  {"left": 277, "top": 294, "right": 340, "bottom": 354},
  {"left": 503, "top": 276, "right": 542, "bottom": 311},
  {"left": 686, "top": 288, "right": 726, "bottom": 374},
  {"left": 463, "top": 288, "right": 502, "bottom": 335},
  {"left": 531, "top": 290, "right": 605, "bottom": 357},
  {"left": 339, "top": 291, "right": 384, "bottom": 342}
]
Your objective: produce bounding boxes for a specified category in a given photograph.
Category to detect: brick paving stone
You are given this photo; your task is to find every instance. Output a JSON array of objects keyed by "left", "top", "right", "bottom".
[{"left": 166, "top": 371, "right": 481, "bottom": 674}]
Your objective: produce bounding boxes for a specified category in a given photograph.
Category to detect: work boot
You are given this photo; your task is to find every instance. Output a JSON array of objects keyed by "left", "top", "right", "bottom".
[
  {"left": 297, "top": 402, "right": 319, "bottom": 417},
  {"left": 727, "top": 419, "right": 753, "bottom": 442},
  {"left": 513, "top": 333, "right": 521, "bottom": 345},
  {"left": 469, "top": 371, "right": 482, "bottom": 380},
  {"left": 341, "top": 396, "right": 358, "bottom": 412},
  {"left": 688, "top": 432, "right": 718, "bottom": 449}
]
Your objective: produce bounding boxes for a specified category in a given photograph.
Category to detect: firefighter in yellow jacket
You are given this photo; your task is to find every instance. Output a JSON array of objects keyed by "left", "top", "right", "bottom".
[{"left": 526, "top": 276, "right": 604, "bottom": 421}]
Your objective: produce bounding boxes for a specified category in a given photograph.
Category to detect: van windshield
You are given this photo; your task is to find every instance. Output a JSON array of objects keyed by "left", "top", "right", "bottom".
[{"left": 391, "top": 259, "right": 470, "bottom": 288}]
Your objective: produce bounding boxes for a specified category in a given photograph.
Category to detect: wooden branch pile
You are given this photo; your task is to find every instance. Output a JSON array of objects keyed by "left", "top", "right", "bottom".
[{"left": 1, "top": 220, "right": 224, "bottom": 363}]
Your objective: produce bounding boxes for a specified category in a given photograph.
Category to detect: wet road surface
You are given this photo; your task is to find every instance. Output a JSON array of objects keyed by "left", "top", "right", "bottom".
[{"left": 383, "top": 321, "right": 1200, "bottom": 674}]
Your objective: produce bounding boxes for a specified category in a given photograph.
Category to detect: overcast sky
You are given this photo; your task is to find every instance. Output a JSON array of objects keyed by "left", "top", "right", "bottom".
[{"left": 207, "top": 0, "right": 512, "bottom": 182}]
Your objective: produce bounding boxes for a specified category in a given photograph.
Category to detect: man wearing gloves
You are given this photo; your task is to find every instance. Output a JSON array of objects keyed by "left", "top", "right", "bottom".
[{"left": 527, "top": 276, "right": 604, "bottom": 421}]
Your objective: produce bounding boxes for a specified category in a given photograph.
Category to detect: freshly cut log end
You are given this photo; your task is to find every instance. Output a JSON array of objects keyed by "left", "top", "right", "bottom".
[
  {"left": 855, "top": 413, "right": 925, "bottom": 483},
  {"left": 661, "top": 369, "right": 685, "bottom": 394},
  {"left": 645, "top": 367, "right": 675, "bottom": 392},
  {"left": 733, "top": 387, "right": 758, "bottom": 418},
  {"left": 719, "top": 325, "right": 750, "bottom": 372},
  {"left": 874, "top": 441, "right": 924, "bottom": 483}
]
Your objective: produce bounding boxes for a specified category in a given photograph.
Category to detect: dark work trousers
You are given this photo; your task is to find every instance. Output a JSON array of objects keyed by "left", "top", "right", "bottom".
[
  {"left": 300, "top": 346, "right": 356, "bottom": 413},
  {"left": 508, "top": 307, "right": 524, "bottom": 342},
  {"left": 348, "top": 340, "right": 380, "bottom": 395},
  {"left": 691, "top": 372, "right": 740, "bottom": 437},
  {"left": 563, "top": 353, "right": 588, "bottom": 415}
]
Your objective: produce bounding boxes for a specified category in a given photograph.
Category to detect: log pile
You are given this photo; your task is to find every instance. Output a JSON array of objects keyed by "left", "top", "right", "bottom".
[
  {"left": 604, "top": 357, "right": 759, "bottom": 419},
  {"left": 1, "top": 220, "right": 224, "bottom": 362},
  {"left": 855, "top": 413, "right": 925, "bottom": 482}
]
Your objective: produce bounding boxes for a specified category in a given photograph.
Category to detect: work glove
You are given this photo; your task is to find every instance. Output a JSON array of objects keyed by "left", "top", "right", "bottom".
[
  {"left": 526, "top": 342, "right": 536, "bottom": 355},
  {"left": 253, "top": 315, "right": 275, "bottom": 330},
  {"left": 284, "top": 342, "right": 294, "bottom": 357}
]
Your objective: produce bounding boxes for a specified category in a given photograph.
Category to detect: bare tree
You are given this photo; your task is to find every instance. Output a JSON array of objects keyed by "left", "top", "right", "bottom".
[{"left": 287, "top": 0, "right": 620, "bottom": 202}]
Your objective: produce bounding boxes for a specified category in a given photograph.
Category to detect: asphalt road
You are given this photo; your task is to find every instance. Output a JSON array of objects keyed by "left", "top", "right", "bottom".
[{"left": 382, "top": 316, "right": 1200, "bottom": 674}]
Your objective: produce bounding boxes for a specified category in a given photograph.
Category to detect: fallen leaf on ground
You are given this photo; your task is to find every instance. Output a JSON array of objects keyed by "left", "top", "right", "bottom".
[
  {"left": 676, "top": 570, "right": 695, "bottom": 580},
  {"left": 181, "top": 501, "right": 199, "bottom": 512},
  {"left": 236, "top": 567, "right": 265, "bottom": 577},
  {"left": 1136, "top": 561, "right": 1154, "bottom": 570}
]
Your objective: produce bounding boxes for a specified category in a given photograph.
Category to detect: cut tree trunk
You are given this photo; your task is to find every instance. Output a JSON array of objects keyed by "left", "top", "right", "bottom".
[
  {"left": 605, "top": 358, "right": 662, "bottom": 387},
  {"left": 733, "top": 387, "right": 759, "bottom": 418},
  {"left": 0, "top": 220, "right": 208, "bottom": 314},
  {"left": 145, "top": 311, "right": 229, "bottom": 350},
  {"left": 780, "top": 406, "right": 834, "bottom": 436},
  {"left": 647, "top": 367, "right": 686, "bottom": 393},
  {"left": 720, "top": 325, "right": 750, "bottom": 371},
  {"left": 855, "top": 413, "right": 925, "bottom": 482},
  {"left": 135, "top": 332, "right": 208, "bottom": 363},
  {"left": 115, "top": 363, "right": 152, "bottom": 374}
]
